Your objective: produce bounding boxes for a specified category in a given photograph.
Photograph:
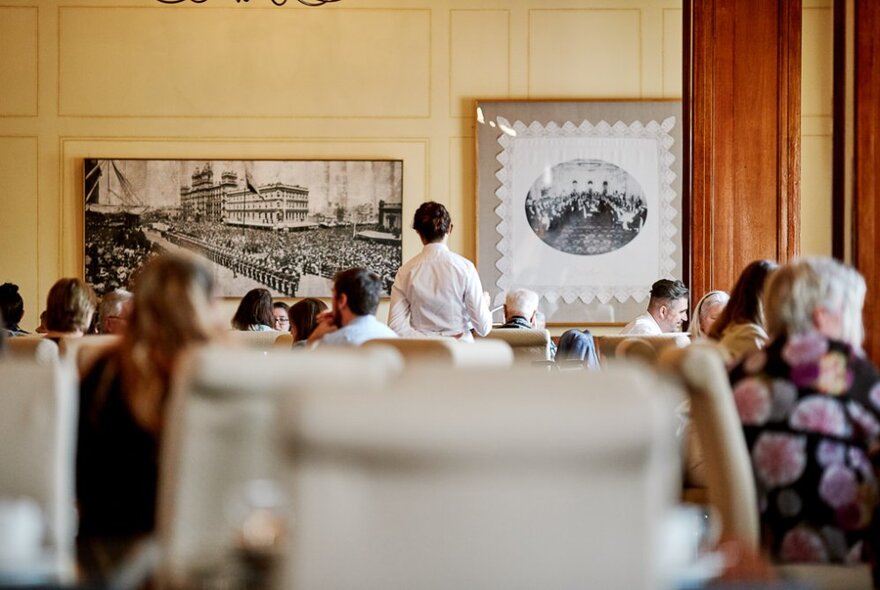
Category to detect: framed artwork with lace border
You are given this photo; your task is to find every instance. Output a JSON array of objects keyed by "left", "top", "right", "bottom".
[{"left": 475, "top": 99, "right": 685, "bottom": 325}]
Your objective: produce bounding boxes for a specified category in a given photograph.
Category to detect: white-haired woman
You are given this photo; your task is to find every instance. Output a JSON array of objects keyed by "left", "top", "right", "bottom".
[
  {"left": 729, "top": 258, "right": 880, "bottom": 579},
  {"left": 688, "top": 290, "right": 729, "bottom": 339}
]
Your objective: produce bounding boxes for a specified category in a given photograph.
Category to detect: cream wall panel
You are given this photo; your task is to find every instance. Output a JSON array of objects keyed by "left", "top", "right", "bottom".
[
  {"left": 801, "top": 136, "right": 832, "bottom": 256},
  {"left": 528, "top": 9, "right": 641, "bottom": 98},
  {"left": 59, "top": 7, "right": 430, "bottom": 118},
  {"left": 449, "top": 136, "right": 475, "bottom": 261},
  {"left": 449, "top": 10, "right": 509, "bottom": 117},
  {"left": 802, "top": 6, "right": 832, "bottom": 116},
  {"left": 0, "top": 7, "right": 38, "bottom": 116},
  {"left": 663, "top": 8, "right": 682, "bottom": 98},
  {"left": 0, "top": 136, "right": 39, "bottom": 328}
]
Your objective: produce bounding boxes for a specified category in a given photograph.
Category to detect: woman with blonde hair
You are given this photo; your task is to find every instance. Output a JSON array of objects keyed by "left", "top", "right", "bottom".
[
  {"left": 688, "top": 290, "right": 729, "bottom": 339},
  {"left": 730, "top": 258, "right": 880, "bottom": 581},
  {"left": 76, "top": 253, "right": 220, "bottom": 549},
  {"left": 44, "top": 277, "right": 96, "bottom": 340}
]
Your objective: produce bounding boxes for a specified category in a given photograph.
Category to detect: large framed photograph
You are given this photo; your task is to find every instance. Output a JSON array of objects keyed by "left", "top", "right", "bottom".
[
  {"left": 84, "top": 159, "right": 403, "bottom": 298},
  {"left": 476, "top": 100, "right": 684, "bottom": 325}
]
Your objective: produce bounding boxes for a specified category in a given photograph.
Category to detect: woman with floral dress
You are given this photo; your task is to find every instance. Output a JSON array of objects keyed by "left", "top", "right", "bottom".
[{"left": 730, "top": 257, "right": 880, "bottom": 584}]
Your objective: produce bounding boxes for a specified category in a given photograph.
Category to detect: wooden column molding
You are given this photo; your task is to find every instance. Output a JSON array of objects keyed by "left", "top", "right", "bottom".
[
  {"left": 686, "top": 0, "right": 801, "bottom": 296},
  {"left": 853, "top": 0, "right": 880, "bottom": 362}
]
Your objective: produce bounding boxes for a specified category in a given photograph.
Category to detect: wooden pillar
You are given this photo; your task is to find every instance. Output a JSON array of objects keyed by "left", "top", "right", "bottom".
[
  {"left": 686, "top": 0, "right": 801, "bottom": 295},
  {"left": 853, "top": 0, "right": 880, "bottom": 362}
]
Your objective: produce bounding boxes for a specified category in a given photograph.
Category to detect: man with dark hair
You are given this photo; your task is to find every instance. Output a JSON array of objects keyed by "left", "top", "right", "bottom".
[
  {"left": 389, "top": 201, "right": 492, "bottom": 340},
  {"left": 621, "top": 279, "right": 689, "bottom": 335},
  {"left": 0, "top": 282, "right": 27, "bottom": 335},
  {"left": 309, "top": 268, "right": 397, "bottom": 347}
]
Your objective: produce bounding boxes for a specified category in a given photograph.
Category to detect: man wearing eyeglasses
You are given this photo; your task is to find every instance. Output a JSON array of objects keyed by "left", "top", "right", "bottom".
[{"left": 98, "top": 288, "right": 133, "bottom": 335}]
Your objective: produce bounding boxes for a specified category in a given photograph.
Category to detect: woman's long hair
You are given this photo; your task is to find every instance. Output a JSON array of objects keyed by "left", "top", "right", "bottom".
[
  {"left": 116, "top": 253, "right": 218, "bottom": 433},
  {"left": 288, "top": 297, "right": 328, "bottom": 341},
  {"left": 708, "top": 259, "right": 778, "bottom": 340},
  {"left": 231, "top": 288, "right": 275, "bottom": 330}
]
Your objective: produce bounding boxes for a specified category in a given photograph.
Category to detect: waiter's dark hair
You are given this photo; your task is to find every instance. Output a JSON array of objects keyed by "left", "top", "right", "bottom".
[{"left": 412, "top": 201, "right": 452, "bottom": 243}]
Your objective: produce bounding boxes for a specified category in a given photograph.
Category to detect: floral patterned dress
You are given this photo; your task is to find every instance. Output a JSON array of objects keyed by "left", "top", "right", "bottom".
[{"left": 730, "top": 332, "right": 880, "bottom": 576}]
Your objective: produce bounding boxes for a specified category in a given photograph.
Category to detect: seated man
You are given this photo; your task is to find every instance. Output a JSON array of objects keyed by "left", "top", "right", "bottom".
[
  {"left": 499, "top": 288, "right": 557, "bottom": 359},
  {"left": 621, "top": 279, "right": 689, "bottom": 335},
  {"left": 97, "top": 288, "right": 133, "bottom": 335},
  {"left": 309, "top": 268, "right": 398, "bottom": 347}
]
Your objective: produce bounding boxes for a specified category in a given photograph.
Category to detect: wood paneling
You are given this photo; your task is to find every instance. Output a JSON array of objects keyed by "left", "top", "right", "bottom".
[
  {"left": 686, "top": 0, "right": 801, "bottom": 295},
  {"left": 853, "top": 0, "right": 880, "bottom": 362}
]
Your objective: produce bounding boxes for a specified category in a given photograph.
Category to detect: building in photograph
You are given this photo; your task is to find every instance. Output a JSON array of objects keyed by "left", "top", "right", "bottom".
[
  {"left": 378, "top": 199, "right": 403, "bottom": 235},
  {"left": 223, "top": 182, "right": 310, "bottom": 231},
  {"left": 180, "top": 165, "right": 238, "bottom": 223}
]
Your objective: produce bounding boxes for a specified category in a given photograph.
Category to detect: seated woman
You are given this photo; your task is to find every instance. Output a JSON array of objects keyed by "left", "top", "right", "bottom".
[
  {"left": 388, "top": 201, "right": 492, "bottom": 341},
  {"left": 0, "top": 282, "right": 28, "bottom": 335},
  {"left": 76, "top": 253, "right": 220, "bottom": 563},
  {"left": 272, "top": 301, "right": 290, "bottom": 332},
  {"left": 230, "top": 288, "right": 275, "bottom": 331},
  {"left": 708, "top": 259, "right": 777, "bottom": 365},
  {"left": 688, "top": 290, "right": 729, "bottom": 340},
  {"left": 730, "top": 257, "right": 880, "bottom": 579},
  {"left": 288, "top": 297, "right": 328, "bottom": 347},
  {"left": 44, "top": 278, "right": 97, "bottom": 342}
]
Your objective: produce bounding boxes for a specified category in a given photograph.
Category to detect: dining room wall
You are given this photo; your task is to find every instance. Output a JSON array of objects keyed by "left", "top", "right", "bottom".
[{"left": 0, "top": 0, "right": 830, "bottom": 332}]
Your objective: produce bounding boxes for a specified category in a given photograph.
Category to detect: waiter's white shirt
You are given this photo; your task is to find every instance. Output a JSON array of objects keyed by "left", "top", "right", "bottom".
[
  {"left": 389, "top": 242, "right": 492, "bottom": 340},
  {"left": 620, "top": 311, "right": 663, "bottom": 335}
]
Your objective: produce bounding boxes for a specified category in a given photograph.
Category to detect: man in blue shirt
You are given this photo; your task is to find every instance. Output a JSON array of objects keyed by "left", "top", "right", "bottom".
[{"left": 308, "top": 268, "right": 398, "bottom": 347}]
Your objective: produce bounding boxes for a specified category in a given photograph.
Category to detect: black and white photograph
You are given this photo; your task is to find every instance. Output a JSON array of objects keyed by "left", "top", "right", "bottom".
[
  {"left": 524, "top": 158, "right": 648, "bottom": 256},
  {"left": 84, "top": 159, "right": 403, "bottom": 298},
  {"left": 476, "top": 100, "right": 684, "bottom": 324}
]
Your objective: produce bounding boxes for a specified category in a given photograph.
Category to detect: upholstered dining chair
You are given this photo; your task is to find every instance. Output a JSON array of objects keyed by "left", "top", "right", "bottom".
[
  {"left": 658, "top": 344, "right": 759, "bottom": 549},
  {"left": 480, "top": 328, "right": 552, "bottom": 363},
  {"left": 5, "top": 335, "right": 60, "bottom": 365},
  {"left": 277, "top": 364, "right": 683, "bottom": 590},
  {"left": 225, "top": 329, "right": 283, "bottom": 352},
  {"left": 0, "top": 358, "right": 78, "bottom": 582},
  {"left": 596, "top": 333, "right": 689, "bottom": 365},
  {"left": 362, "top": 337, "right": 513, "bottom": 369},
  {"left": 659, "top": 344, "right": 875, "bottom": 589},
  {"left": 156, "top": 344, "right": 400, "bottom": 588}
]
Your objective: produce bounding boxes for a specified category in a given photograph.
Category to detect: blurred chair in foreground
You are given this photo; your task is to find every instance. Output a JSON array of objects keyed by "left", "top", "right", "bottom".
[
  {"left": 278, "top": 365, "right": 682, "bottom": 590},
  {"left": 0, "top": 359, "right": 78, "bottom": 583},
  {"left": 6, "top": 335, "right": 60, "bottom": 365},
  {"left": 156, "top": 345, "right": 400, "bottom": 588},
  {"left": 58, "top": 334, "right": 121, "bottom": 376},
  {"left": 658, "top": 344, "right": 759, "bottom": 550},
  {"left": 363, "top": 337, "right": 513, "bottom": 369}
]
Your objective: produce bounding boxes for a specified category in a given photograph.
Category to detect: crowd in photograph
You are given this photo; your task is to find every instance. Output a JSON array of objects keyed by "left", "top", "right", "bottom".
[
  {"left": 84, "top": 214, "right": 402, "bottom": 298},
  {"left": 526, "top": 188, "right": 648, "bottom": 237}
]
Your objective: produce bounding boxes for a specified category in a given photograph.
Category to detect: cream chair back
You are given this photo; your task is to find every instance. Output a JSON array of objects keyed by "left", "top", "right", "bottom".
[
  {"left": 0, "top": 359, "right": 77, "bottom": 581},
  {"left": 225, "top": 329, "right": 282, "bottom": 352},
  {"left": 278, "top": 364, "right": 682, "bottom": 590},
  {"left": 658, "top": 344, "right": 759, "bottom": 550},
  {"left": 60, "top": 334, "right": 121, "bottom": 377},
  {"left": 481, "top": 328, "right": 551, "bottom": 363},
  {"left": 597, "top": 334, "right": 689, "bottom": 364},
  {"left": 5, "top": 335, "right": 60, "bottom": 365},
  {"left": 362, "top": 337, "right": 514, "bottom": 369},
  {"left": 273, "top": 332, "right": 294, "bottom": 348},
  {"left": 156, "top": 345, "right": 398, "bottom": 587}
]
